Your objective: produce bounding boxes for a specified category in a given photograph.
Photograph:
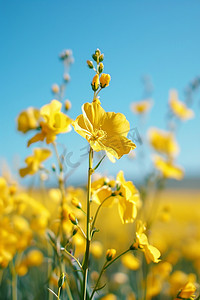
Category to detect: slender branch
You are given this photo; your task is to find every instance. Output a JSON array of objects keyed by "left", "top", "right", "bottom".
[
  {"left": 104, "top": 249, "right": 130, "bottom": 270},
  {"left": 61, "top": 248, "right": 83, "bottom": 271},
  {"left": 89, "top": 261, "right": 107, "bottom": 300},
  {"left": 91, "top": 195, "right": 113, "bottom": 234},
  {"left": 82, "top": 147, "right": 93, "bottom": 300}
]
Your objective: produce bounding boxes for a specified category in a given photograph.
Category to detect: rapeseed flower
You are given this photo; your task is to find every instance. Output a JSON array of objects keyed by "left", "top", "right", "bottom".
[
  {"left": 153, "top": 155, "right": 184, "bottom": 180},
  {"left": 17, "top": 107, "right": 40, "bottom": 133},
  {"left": 131, "top": 221, "right": 161, "bottom": 264},
  {"left": 178, "top": 282, "right": 196, "bottom": 299},
  {"left": 73, "top": 101, "right": 136, "bottom": 159},
  {"left": 148, "top": 127, "right": 179, "bottom": 158},
  {"left": 115, "top": 171, "right": 140, "bottom": 224},
  {"left": 169, "top": 90, "right": 194, "bottom": 121},
  {"left": 19, "top": 148, "right": 51, "bottom": 177},
  {"left": 28, "top": 99, "right": 72, "bottom": 146},
  {"left": 131, "top": 99, "right": 153, "bottom": 115}
]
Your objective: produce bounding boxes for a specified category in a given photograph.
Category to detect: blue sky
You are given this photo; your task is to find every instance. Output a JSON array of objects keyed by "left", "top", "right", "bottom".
[{"left": 0, "top": 0, "right": 200, "bottom": 185}]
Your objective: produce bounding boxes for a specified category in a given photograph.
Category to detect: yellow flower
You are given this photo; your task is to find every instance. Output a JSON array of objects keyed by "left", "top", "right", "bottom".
[
  {"left": 91, "top": 74, "right": 100, "bottom": 91},
  {"left": 28, "top": 100, "right": 72, "bottom": 146},
  {"left": 148, "top": 127, "right": 179, "bottom": 158},
  {"left": 121, "top": 252, "right": 140, "bottom": 270},
  {"left": 178, "top": 282, "right": 196, "bottom": 299},
  {"left": 106, "top": 248, "right": 116, "bottom": 261},
  {"left": 169, "top": 89, "right": 194, "bottom": 121},
  {"left": 90, "top": 241, "right": 103, "bottom": 259},
  {"left": 100, "top": 73, "right": 111, "bottom": 88},
  {"left": 131, "top": 99, "right": 153, "bottom": 114},
  {"left": 17, "top": 107, "right": 40, "bottom": 133},
  {"left": 19, "top": 148, "right": 51, "bottom": 177},
  {"left": 25, "top": 249, "right": 44, "bottom": 267},
  {"left": 132, "top": 221, "right": 161, "bottom": 264},
  {"left": 91, "top": 172, "right": 140, "bottom": 224},
  {"left": 73, "top": 101, "right": 136, "bottom": 159},
  {"left": 116, "top": 171, "right": 140, "bottom": 224},
  {"left": 153, "top": 155, "right": 184, "bottom": 180}
]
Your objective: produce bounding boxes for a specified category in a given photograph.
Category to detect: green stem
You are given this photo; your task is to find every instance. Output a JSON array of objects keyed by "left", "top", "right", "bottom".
[
  {"left": 61, "top": 248, "right": 83, "bottom": 271},
  {"left": 82, "top": 147, "right": 93, "bottom": 300},
  {"left": 89, "top": 261, "right": 107, "bottom": 300},
  {"left": 91, "top": 195, "right": 112, "bottom": 234},
  {"left": 11, "top": 263, "right": 17, "bottom": 300},
  {"left": 57, "top": 287, "right": 61, "bottom": 300},
  {"left": 104, "top": 249, "right": 130, "bottom": 270}
]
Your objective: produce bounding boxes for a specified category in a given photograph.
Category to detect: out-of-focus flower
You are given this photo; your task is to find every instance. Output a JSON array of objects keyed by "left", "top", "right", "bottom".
[
  {"left": 148, "top": 127, "right": 179, "bottom": 158},
  {"left": 153, "top": 155, "right": 184, "bottom": 180},
  {"left": 169, "top": 271, "right": 196, "bottom": 296},
  {"left": 131, "top": 99, "right": 153, "bottom": 115},
  {"left": 73, "top": 101, "right": 136, "bottom": 159},
  {"left": 51, "top": 84, "right": 60, "bottom": 94},
  {"left": 90, "top": 241, "right": 103, "bottom": 259},
  {"left": 25, "top": 249, "right": 44, "bottom": 267},
  {"left": 131, "top": 221, "right": 161, "bottom": 264},
  {"left": 19, "top": 148, "right": 51, "bottom": 177},
  {"left": 100, "top": 73, "right": 111, "bottom": 88},
  {"left": 63, "top": 74, "right": 70, "bottom": 81},
  {"left": 178, "top": 281, "right": 196, "bottom": 299},
  {"left": 64, "top": 99, "right": 72, "bottom": 111},
  {"left": 17, "top": 107, "right": 40, "bottom": 133},
  {"left": 169, "top": 90, "right": 194, "bottom": 121},
  {"left": 28, "top": 100, "right": 72, "bottom": 146},
  {"left": 121, "top": 252, "right": 140, "bottom": 270}
]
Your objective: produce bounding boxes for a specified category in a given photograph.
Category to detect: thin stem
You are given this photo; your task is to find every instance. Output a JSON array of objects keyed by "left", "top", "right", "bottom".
[
  {"left": 77, "top": 224, "right": 87, "bottom": 239},
  {"left": 82, "top": 147, "right": 93, "bottom": 300},
  {"left": 104, "top": 249, "right": 130, "bottom": 270},
  {"left": 57, "top": 287, "right": 61, "bottom": 300},
  {"left": 61, "top": 248, "right": 83, "bottom": 271},
  {"left": 11, "top": 261, "right": 17, "bottom": 300},
  {"left": 89, "top": 261, "right": 107, "bottom": 300},
  {"left": 91, "top": 195, "right": 113, "bottom": 234}
]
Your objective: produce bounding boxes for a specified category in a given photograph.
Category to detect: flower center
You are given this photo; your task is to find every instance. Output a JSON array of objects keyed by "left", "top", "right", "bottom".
[{"left": 89, "top": 129, "right": 107, "bottom": 142}]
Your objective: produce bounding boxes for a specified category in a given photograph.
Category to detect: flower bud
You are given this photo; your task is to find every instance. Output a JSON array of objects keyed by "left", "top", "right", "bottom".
[
  {"left": 51, "top": 84, "right": 59, "bottom": 94},
  {"left": 91, "top": 74, "right": 100, "bottom": 91},
  {"left": 68, "top": 212, "right": 78, "bottom": 225},
  {"left": 52, "top": 164, "right": 56, "bottom": 172},
  {"left": 72, "top": 227, "right": 78, "bottom": 236},
  {"left": 100, "top": 73, "right": 111, "bottom": 88},
  {"left": 64, "top": 100, "right": 72, "bottom": 111},
  {"left": 99, "top": 54, "right": 104, "bottom": 62},
  {"left": 87, "top": 60, "right": 94, "bottom": 69},
  {"left": 95, "top": 48, "right": 101, "bottom": 56},
  {"left": 58, "top": 272, "right": 66, "bottom": 288},
  {"left": 63, "top": 73, "right": 70, "bottom": 82},
  {"left": 98, "top": 63, "right": 104, "bottom": 74},
  {"left": 92, "top": 54, "right": 98, "bottom": 62},
  {"left": 106, "top": 249, "right": 116, "bottom": 261},
  {"left": 71, "top": 197, "right": 82, "bottom": 209}
]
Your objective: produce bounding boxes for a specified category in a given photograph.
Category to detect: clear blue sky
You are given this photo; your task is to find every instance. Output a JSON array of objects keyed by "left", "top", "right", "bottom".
[{"left": 0, "top": 0, "right": 200, "bottom": 185}]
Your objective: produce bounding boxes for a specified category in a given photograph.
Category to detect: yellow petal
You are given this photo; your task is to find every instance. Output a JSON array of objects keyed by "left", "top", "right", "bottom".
[{"left": 118, "top": 197, "right": 137, "bottom": 224}]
